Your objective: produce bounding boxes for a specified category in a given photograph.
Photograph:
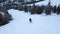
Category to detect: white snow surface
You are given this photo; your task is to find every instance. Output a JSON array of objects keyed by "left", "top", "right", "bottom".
[
  {"left": 0, "top": 9, "right": 60, "bottom": 34},
  {"left": 36, "top": 0, "right": 60, "bottom": 6},
  {"left": 0, "top": 0, "right": 60, "bottom": 34}
]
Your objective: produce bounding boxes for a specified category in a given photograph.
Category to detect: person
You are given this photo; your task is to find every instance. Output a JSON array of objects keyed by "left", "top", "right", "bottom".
[{"left": 29, "top": 18, "right": 32, "bottom": 23}]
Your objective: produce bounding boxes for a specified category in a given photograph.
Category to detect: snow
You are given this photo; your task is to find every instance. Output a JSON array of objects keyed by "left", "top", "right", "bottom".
[
  {"left": 0, "top": 9, "right": 60, "bottom": 34},
  {"left": 35, "top": 0, "right": 60, "bottom": 6},
  {"left": 0, "top": 0, "right": 60, "bottom": 34}
]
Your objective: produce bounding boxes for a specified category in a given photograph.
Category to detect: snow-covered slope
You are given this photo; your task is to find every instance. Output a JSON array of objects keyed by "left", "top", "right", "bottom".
[
  {"left": 0, "top": 9, "right": 60, "bottom": 34},
  {"left": 0, "top": 0, "right": 60, "bottom": 34},
  {"left": 36, "top": 0, "right": 60, "bottom": 6}
]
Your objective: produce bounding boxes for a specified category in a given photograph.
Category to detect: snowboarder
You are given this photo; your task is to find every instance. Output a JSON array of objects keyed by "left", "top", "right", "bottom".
[{"left": 29, "top": 18, "right": 32, "bottom": 23}]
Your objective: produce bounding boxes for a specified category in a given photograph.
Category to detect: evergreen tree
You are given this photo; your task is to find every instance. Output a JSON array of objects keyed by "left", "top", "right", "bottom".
[
  {"left": 0, "top": 11, "right": 12, "bottom": 27},
  {"left": 52, "top": 5, "right": 57, "bottom": 13},
  {"left": 45, "top": 0, "right": 52, "bottom": 15},
  {"left": 0, "top": 0, "right": 6, "bottom": 3},
  {"left": 30, "top": 4, "right": 36, "bottom": 14},
  {"left": 57, "top": 5, "right": 60, "bottom": 15}
]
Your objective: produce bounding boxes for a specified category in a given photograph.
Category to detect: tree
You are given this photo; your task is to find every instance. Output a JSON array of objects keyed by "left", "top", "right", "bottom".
[
  {"left": 30, "top": 4, "right": 36, "bottom": 14},
  {"left": 0, "top": 0, "right": 6, "bottom": 3},
  {"left": 45, "top": 5, "right": 52, "bottom": 15},
  {"left": 45, "top": 0, "right": 52, "bottom": 15},
  {"left": 35, "top": 6, "right": 43, "bottom": 14},
  {"left": 57, "top": 5, "right": 60, "bottom": 15},
  {"left": 52, "top": 5, "right": 57, "bottom": 13},
  {"left": 0, "top": 12, "right": 3, "bottom": 20},
  {"left": 24, "top": 6, "right": 28, "bottom": 12},
  {"left": 0, "top": 11, "right": 12, "bottom": 27}
]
